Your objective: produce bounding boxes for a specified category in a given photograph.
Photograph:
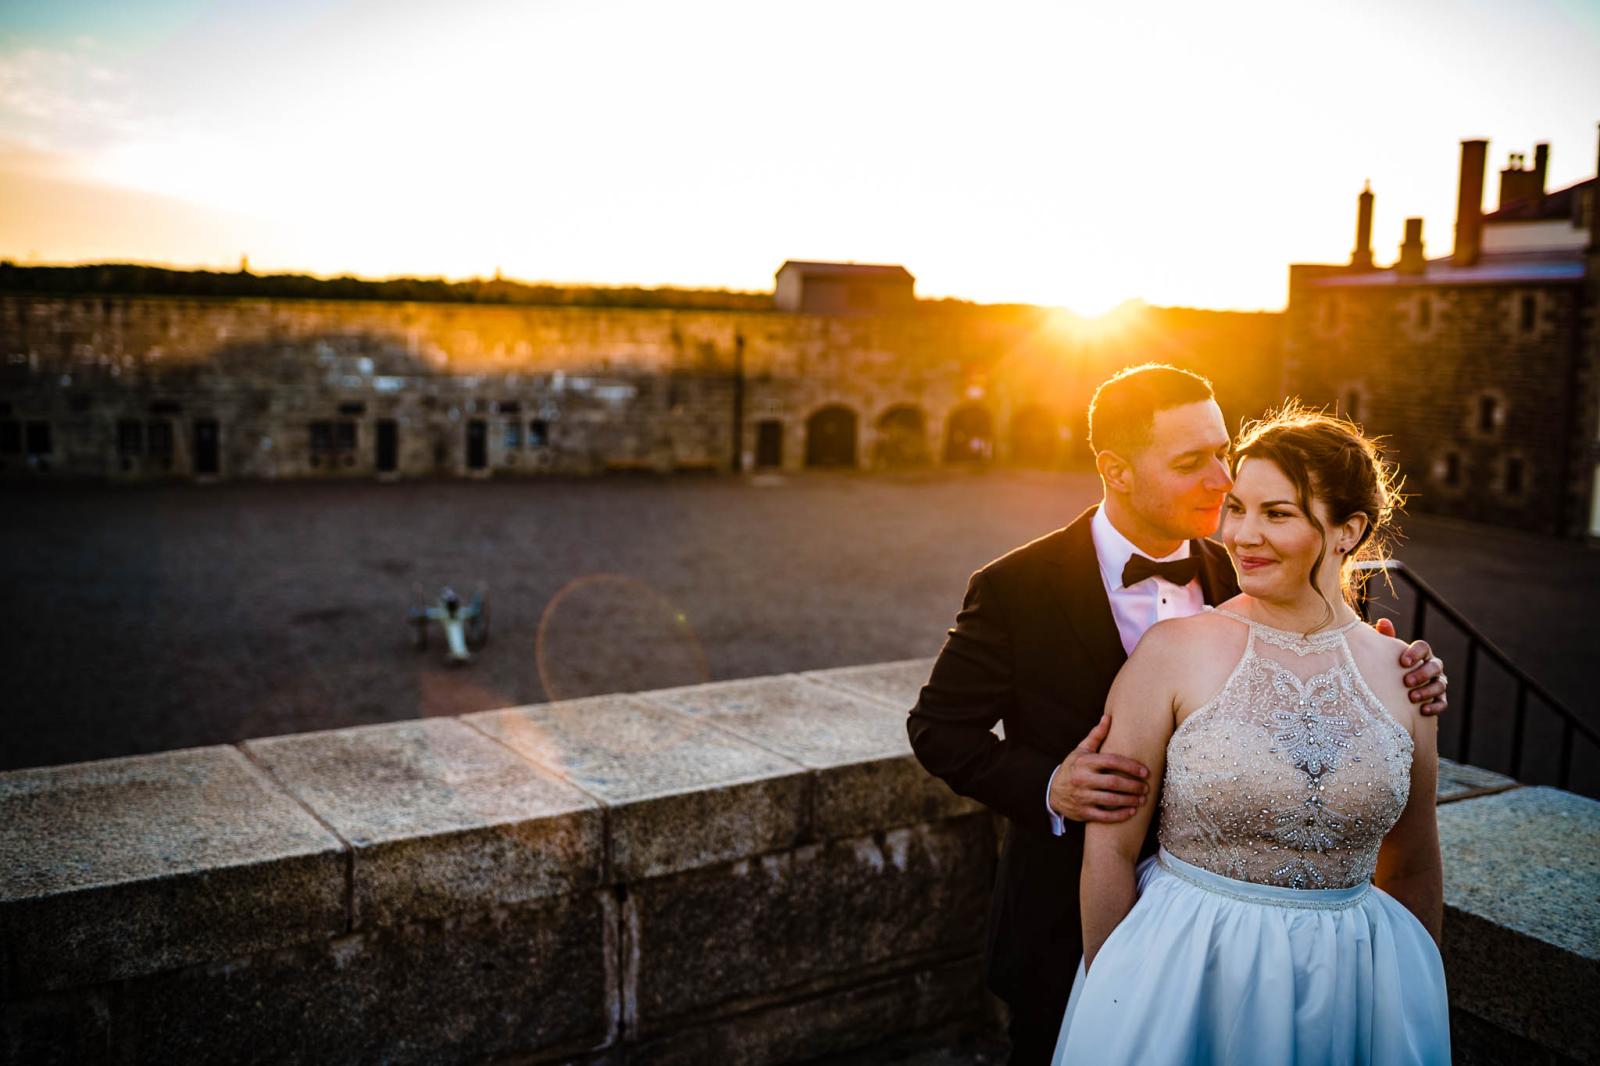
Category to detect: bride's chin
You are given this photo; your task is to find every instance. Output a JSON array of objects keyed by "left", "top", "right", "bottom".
[{"left": 1235, "top": 573, "right": 1277, "bottom": 596}]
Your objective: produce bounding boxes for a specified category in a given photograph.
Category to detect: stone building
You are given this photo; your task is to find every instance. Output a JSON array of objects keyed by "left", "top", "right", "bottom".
[
  {"left": 1285, "top": 129, "right": 1600, "bottom": 539},
  {"left": 0, "top": 268, "right": 1283, "bottom": 484},
  {"left": 773, "top": 261, "right": 915, "bottom": 315}
]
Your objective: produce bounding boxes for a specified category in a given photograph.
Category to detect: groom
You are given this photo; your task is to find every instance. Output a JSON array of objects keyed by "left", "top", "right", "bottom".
[{"left": 906, "top": 364, "right": 1448, "bottom": 1064}]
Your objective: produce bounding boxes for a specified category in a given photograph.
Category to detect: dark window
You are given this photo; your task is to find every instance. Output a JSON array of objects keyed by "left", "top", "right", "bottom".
[
  {"left": 193, "top": 419, "right": 220, "bottom": 475},
  {"left": 25, "top": 421, "right": 51, "bottom": 455},
  {"left": 1477, "top": 395, "right": 1501, "bottom": 434},
  {"left": 504, "top": 421, "right": 522, "bottom": 449},
  {"left": 1343, "top": 391, "right": 1361, "bottom": 422},
  {"left": 1505, "top": 457, "right": 1525, "bottom": 495},
  {"left": 1442, "top": 452, "right": 1461, "bottom": 486},
  {"left": 0, "top": 419, "right": 19, "bottom": 454},
  {"left": 465, "top": 419, "right": 487, "bottom": 470},
  {"left": 1519, "top": 293, "right": 1537, "bottom": 332},
  {"left": 755, "top": 419, "right": 783, "bottom": 468},
  {"left": 118, "top": 419, "right": 144, "bottom": 457},
  {"left": 528, "top": 419, "right": 549, "bottom": 447},
  {"left": 335, "top": 421, "right": 357, "bottom": 452},
  {"left": 497, "top": 401, "right": 521, "bottom": 414},
  {"left": 1416, "top": 297, "right": 1432, "bottom": 331},
  {"left": 376, "top": 420, "right": 398, "bottom": 473},
  {"left": 68, "top": 394, "right": 92, "bottom": 413},
  {"left": 310, "top": 420, "right": 334, "bottom": 454},
  {"left": 147, "top": 420, "right": 174, "bottom": 462},
  {"left": 150, "top": 400, "right": 182, "bottom": 415},
  {"left": 337, "top": 402, "right": 366, "bottom": 417}
]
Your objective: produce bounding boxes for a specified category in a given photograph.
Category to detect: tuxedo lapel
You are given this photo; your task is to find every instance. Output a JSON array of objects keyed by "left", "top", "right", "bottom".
[
  {"left": 1193, "top": 537, "right": 1238, "bottom": 606},
  {"left": 1046, "top": 507, "right": 1128, "bottom": 685}
]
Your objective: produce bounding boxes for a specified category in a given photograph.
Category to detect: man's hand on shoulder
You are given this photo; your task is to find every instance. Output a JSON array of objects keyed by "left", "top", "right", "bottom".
[
  {"left": 1048, "top": 714, "right": 1150, "bottom": 823},
  {"left": 1373, "top": 618, "right": 1448, "bottom": 717}
]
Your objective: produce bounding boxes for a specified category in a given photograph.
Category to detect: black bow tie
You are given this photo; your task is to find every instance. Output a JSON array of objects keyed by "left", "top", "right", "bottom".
[{"left": 1122, "top": 554, "right": 1201, "bottom": 589}]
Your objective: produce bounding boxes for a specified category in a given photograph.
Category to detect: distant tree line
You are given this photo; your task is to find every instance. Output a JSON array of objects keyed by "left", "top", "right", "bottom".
[{"left": 0, "top": 262, "right": 777, "bottom": 312}]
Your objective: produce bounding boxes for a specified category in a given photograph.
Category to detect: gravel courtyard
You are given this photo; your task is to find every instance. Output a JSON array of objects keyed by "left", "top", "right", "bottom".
[{"left": 4, "top": 470, "right": 1596, "bottom": 780}]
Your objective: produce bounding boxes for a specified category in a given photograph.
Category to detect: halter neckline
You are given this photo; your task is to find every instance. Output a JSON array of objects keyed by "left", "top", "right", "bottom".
[{"left": 1210, "top": 606, "right": 1363, "bottom": 643}]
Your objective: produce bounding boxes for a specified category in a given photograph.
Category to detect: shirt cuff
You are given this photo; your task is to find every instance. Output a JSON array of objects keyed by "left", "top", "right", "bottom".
[{"left": 1046, "top": 762, "right": 1066, "bottom": 836}]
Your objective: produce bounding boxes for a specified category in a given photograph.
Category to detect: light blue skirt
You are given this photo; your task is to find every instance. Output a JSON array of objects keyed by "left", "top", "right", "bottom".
[{"left": 1052, "top": 849, "right": 1450, "bottom": 1065}]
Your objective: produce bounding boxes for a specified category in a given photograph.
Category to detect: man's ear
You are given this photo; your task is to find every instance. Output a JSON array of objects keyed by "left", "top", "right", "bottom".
[{"left": 1096, "top": 449, "right": 1135, "bottom": 495}]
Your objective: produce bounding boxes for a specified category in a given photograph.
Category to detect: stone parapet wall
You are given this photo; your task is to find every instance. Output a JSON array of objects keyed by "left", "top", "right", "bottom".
[
  {"left": 1, "top": 660, "right": 997, "bottom": 1064},
  {"left": 4, "top": 662, "right": 1595, "bottom": 1064}
]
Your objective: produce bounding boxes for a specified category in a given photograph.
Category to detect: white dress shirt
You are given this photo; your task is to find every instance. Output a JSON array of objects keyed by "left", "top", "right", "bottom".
[{"left": 1047, "top": 507, "right": 1207, "bottom": 834}]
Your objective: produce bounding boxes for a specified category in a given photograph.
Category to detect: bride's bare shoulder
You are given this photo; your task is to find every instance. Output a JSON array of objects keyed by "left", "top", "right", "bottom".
[{"left": 1133, "top": 609, "right": 1246, "bottom": 661}]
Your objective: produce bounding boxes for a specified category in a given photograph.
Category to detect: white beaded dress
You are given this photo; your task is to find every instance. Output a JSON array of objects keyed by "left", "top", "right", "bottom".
[{"left": 1051, "top": 608, "right": 1450, "bottom": 1065}]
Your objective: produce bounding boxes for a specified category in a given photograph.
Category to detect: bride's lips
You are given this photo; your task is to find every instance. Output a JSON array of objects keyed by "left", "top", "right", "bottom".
[{"left": 1237, "top": 555, "right": 1277, "bottom": 572}]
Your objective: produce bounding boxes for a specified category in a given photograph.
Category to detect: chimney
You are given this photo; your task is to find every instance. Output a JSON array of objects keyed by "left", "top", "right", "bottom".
[
  {"left": 1454, "top": 138, "right": 1487, "bottom": 267},
  {"left": 1397, "top": 218, "right": 1426, "bottom": 275},
  {"left": 1351, "top": 181, "right": 1375, "bottom": 270},
  {"left": 1533, "top": 142, "right": 1549, "bottom": 198}
]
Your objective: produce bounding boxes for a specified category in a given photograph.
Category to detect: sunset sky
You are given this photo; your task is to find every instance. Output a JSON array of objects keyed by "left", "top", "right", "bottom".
[{"left": 2, "top": 0, "right": 1597, "bottom": 314}]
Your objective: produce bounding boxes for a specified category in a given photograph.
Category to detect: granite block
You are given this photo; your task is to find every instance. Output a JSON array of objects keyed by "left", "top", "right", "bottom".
[
  {"left": 1436, "top": 758, "right": 1517, "bottom": 804},
  {"left": 629, "top": 957, "right": 986, "bottom": 1066},
  {"left": 0, "top": 746, "right": 346, "bottom": 997},
  {"left": 1438, "top": 787, "right": 1600, "bottom": 1062},
  {"left": 625, "top": 813, "right": 995, "bottom": 1033},
  {"left": 801, "top": 659, "right": 936, "bottom": 711},
  {"left": 646, "top": 675, "right": 911, "bottom": 767},
  {"left": 243, "top": 718, "right": 604, "bottom": 928},
  {"left": 644, "top": 675, "right": 981, "bottom": 839},
  {"left": 114, "top": 891, "right": 616, "bottom": 1065},
  {"left": 465, "top": 694, "right": 809, "bottom": 881}
]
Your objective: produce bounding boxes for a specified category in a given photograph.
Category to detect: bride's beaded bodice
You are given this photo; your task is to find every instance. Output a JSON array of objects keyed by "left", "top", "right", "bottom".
[{"left": 1158, "top": 609, "right": 1414, "bottom": 889}]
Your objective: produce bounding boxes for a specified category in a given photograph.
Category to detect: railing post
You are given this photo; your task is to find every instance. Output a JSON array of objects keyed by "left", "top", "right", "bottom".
[
  {"left": 1457, "top": 643, "right": 1478, "bottom": 765},
  {"left": 1559, "top": 722, "right": 1575, "bottom": 791},
  {"left": 1510, "top": 687, "right": 1529, "bottom": 780}
]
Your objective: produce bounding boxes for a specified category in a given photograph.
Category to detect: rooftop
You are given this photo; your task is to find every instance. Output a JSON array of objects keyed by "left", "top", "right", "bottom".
[
  {"left": 1483, "top": 175, "right": 1596, "bottom": 223},
  {"left": 1307, "top": 249, "right": 1587, "bottom": 289},
  {"left": 776, "top": 260, "right": 915, "bottom": 280}
]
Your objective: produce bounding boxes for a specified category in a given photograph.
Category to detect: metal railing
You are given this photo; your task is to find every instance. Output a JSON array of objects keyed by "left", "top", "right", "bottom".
[{"left": 1354, "top": 560, "right": 1598, "bottom": 790}]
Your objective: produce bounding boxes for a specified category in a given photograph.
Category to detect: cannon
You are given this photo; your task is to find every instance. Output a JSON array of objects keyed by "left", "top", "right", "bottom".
[{"left": 408, "top": 584, "right": 489, "bottom": 664}]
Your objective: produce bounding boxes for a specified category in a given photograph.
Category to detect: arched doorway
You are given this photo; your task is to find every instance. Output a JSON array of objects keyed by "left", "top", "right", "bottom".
[
  {"left": 805, "top": 405, "right": 858, "bottom": 468},
  {"left": 943, "top": 403, "right": 994, "bottom": 465},
  {"left": 874, "top": 404, "right": 929, "bottom": 468},
  {"left": 1010, "top": 405, "right": 1058, "bottom": 467}
]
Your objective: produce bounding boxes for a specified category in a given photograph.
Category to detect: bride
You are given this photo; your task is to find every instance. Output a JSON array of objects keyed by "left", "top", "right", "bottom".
[{"left": 1052, "top": 405, "right": 1451, "bottom": 1065}]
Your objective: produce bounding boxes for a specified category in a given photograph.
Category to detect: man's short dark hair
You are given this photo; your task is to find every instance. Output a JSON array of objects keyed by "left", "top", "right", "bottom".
[{"left": 1087, "top": 363, "right": 1215, "bottom": 456}]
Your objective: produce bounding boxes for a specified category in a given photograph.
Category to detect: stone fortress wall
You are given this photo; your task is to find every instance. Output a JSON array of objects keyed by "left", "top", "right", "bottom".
[
  {"left": 0, "top": 294, "right": 1285, "bottom": 482},
  {"left": 3, "top": 661, "right": 1595, "bottom": 1065}
]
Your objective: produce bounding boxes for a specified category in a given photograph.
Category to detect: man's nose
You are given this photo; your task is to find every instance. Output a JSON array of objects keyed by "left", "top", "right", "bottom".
[{"left": 1204, "top": 457, "right": 1234, "bottom": 491}]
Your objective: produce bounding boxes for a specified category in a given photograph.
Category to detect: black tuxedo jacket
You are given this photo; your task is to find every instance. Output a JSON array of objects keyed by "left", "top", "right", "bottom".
[{"left": 906, "top": 505, "right": 1239, "bottom": 1012}]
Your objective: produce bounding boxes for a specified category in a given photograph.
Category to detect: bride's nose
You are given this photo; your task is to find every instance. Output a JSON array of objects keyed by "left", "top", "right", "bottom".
[{"left": 1230, "top": 514, "right": 1264, "bottom": 546}]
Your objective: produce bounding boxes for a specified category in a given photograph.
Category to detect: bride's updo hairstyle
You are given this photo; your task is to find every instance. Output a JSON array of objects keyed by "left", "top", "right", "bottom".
[{"left": 1232, "top": 401, "right": 1404, "bottom": 627}]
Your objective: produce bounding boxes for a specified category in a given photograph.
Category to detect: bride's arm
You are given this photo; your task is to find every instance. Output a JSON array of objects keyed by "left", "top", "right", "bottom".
[
  {"left": 1375, "top": 714, "right": 1443, "bottom": 944},
  {"left": 1080, "top": 624, "right": 1181, "bottom": 970}
]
